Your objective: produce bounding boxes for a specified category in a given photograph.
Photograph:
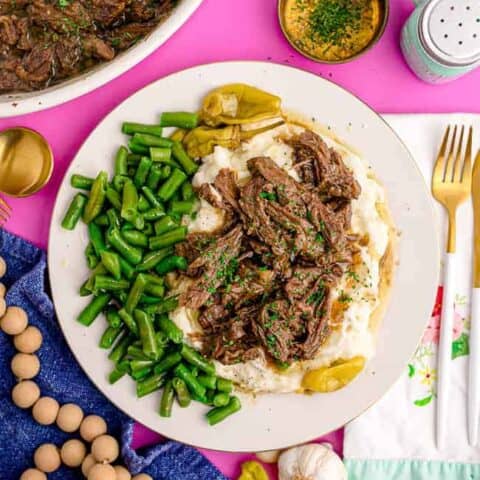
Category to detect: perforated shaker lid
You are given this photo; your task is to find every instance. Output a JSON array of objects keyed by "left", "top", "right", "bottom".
[{"left": 421, "top": 0, "right": 480, "bottom": 66}]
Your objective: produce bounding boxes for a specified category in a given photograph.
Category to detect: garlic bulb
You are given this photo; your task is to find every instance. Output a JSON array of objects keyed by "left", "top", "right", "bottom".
[{"left": 278, "top": 443, "right": 347, "bottom": 480}]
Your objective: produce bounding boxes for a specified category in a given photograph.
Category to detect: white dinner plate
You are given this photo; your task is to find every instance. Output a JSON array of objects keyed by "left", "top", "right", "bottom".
[{"left": 48, "top": 61, "right": 439, "bottom": 452}]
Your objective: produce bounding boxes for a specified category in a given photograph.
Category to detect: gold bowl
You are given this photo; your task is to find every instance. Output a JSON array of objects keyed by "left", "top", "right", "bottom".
[{"left": 278, "top": 0, "right": 389, "bottom": 64}]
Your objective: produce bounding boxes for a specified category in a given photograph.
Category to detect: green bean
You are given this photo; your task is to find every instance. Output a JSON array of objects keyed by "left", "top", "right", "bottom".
[
  {"left": 169, "top": 199, "right": 195, "bottom": 215},
  {"left": 155, "top": 256, "right": 188, "bottom": 275},
  {"left": 156, "top": 331, "right": 169, "bottom": 348},
  {"left": 171, "top": 141, "right": 198, "bottom": 176},
  {"left": 138, "top": 195, "right": 151, "bottom": 213},
  {"left": 130, "top": 359, "right": 155, "bottom": 372},
  {"left": 197, "top": 374, "right": 217, "bottom": 390},
  {"left": 85, "top": 242, "right": 99, "bottom": 269},
  {"left": 100, "top": 324, "right": 123, "bottom": 349},
  {"left": 180, "top": 344, "right": 215, "bottom": 376},
  {"left": 181, "top": 182, "right": 195, "bottom": 201},
  {"left": 109, "top": 367, "right": 126, "bottom": 384},
  {"left": 206, "top": 397, "right": 241, "bottom": 426},
  {"left": 122, "top": 122, "right": 163, "bottom": 137},
  {"left": 108, "top": 332, "right": 135, "bottom": 363},
  {"left": 125, "top": 273, "right": 147, "bottom": 313},
  {"left": 127, "top": 153, "right": 142, "bottom": 166},
  {"left": 144, "top": 283, "right": 165, "bottom": 298},
  {"left": 142, "top": 273, "right": 164, "bottom": 285},
  {"left": 212, "top": 392, "right": 230, "bottom": 408},
  {"left": 71, "top": 174, "right": 94, "bottom": 191},
  {"left": 139, "top": 294, "right": 163, "bottom": 305},
  {"left": 121, "top": 180, "right": 139, "bottom": 223},
  {"left": 143, "top": 207, "right": 165, "bottom": 221},
  {"left": 190, "top": 366, "right": 199, "bottom": 377},
  {"left": 122, "top": 230, "right": 149, "bottom": 248},
  {"left": 172, "top": 377, "right": 191, "bottom": 407},
  {"left": 131, "top": 367, "right": 152, "bottom": 381},
  {"left": 142, "top": 222, "right": 154, "bottom": 236},
  {"left": 121, "top": 222, "right": 135, "bottom": 232},
  {"left": 94, "top": 213, "right": 109, "bottom": 227},
  {"left": 82, "top": 264, "right": 107, "bottom": 294},
  {"left": 133, "top": 133, "right": 173, "bottom": 148},
  {"left": 135, "top": 309, "right": 159, "bottom": 360},
  {"left": 118, "top": 307, "right": 139, "bottom": 336},
  {"left": 146, "top": 165, "right": 163, "bottom": 191},
  {"left": 106, "top": 208, "right": 121, "bottom": 229},
  {"left": 141, "top": 186, "right": 163, "bottom": 209},
  {"left": 94, "top": 275, "right": 129, "bottom": 292},
  {"left": 160, "top": 380, "right": 175, "bottom": 417},
  {"left": 61, "top": 193, "right": 88, "bottom": 230},
  {"left": 150, "top": 147, "right": 174, "bottom": 164},
  {"left": 216, "top": 378, "right": 233, "bottom": 394},
  {"left": 83, "top": 171, "right": 108, "bottom": 223},
  {"left": 127, "top": 345, "right": 149, "bottom": 360},
  {"left": 128, "top": 139, "right": 150, "bottom": 155},
  {"left": 115, "top": 146, "right": 129, "bottom": 176},
  {"left": 106, "top": 308, "right": 122, "bottom": 328},
  {"left": 136, "top": 248, "right": 173, "bottom": 272},
  {"left": 106, "top": 187, "right": 122, "bottom": 210},
  {"left": 134, "top": 157, "right": 152, "bottom": 188},
  {"left": 160, "top": 112, "right": 199, "bottom": 129},
  {"left": 100, "top": 250, "right": 121, "bottom": 280},
  {"left": 107, "top": 228, "right": 143, "bottom": 265},
  {"left": 205, "top": 389, "right": 216, "bottom": 405},
  {"left": 118, "top": 256, "right": 135, "bottom": 280},
  {"left": 151, "top": 296, "right": 179, "bottom": 314},
  {"left": 136, "top": 372, "right": 167, "bottom": 398},
  {"left": 114, "top": 291, "right": 128, "bottom": 303},
  {"left": 174, "top": 363, "right": 206, "bottom": 399},
  {"left": 158, "top": 169, "right": 187, "bottom": 202},
  {"left": 113, "top": 174, "right": 129, "bottom": 193},
  {"left": 88, "top": 222, "right": 106, "bottom": 256},
  {"left": 154, "top": 216, "right": 178, "bottom": 236},
  {"left": 157, "top": 315, "right": 183, "bottom": 344},
  {"left": 161, "top": 165, "right": 172, "bottom": 179},
  {"left": 77, "top": 293, "right": 110, "bottom": 326},
  {"left": 149, "top": 226, "right": 187, "bottom": 250},
  {"left": 153, "top": 352, "right": 182, "bottom": 375}
]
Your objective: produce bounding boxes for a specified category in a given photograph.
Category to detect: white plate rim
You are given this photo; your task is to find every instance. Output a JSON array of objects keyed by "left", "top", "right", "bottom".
[{"left": 48, "top": 60, "right": 440, "bottom": 452}]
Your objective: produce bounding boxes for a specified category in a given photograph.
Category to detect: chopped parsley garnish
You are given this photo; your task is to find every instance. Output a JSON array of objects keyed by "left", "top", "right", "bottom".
[
  {"left": 58, "top": 0, "right": 70, "bottom": 7},
  {"left": 338, "top": 291, "right": 353, "bottom": 303},
  {"left": 259, "top": 191, "right": 277, "bottom": 201},
  {"left": 307, "top": 285, "right": 326, "bottom": 306},
  {"left": 315, "top": 232, "right": 325, "bottom": 244}
]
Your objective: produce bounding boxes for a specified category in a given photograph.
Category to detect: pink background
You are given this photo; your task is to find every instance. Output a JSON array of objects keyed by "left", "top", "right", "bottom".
[{"left": 2, "top": 0, "right": 480, "bottom": 477}]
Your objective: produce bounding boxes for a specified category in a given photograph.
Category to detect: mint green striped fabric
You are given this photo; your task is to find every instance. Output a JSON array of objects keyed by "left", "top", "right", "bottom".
[{"left": 345, "top": 459, "right": 480, "bottom": 479}]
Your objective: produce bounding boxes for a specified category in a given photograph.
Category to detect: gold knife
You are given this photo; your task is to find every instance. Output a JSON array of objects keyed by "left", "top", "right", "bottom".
[{"left": 469, "top": 149, "right": 480, "bottom": 445}]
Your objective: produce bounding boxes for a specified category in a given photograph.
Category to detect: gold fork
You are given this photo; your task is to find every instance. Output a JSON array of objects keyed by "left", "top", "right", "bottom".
[
  {"left": 432, "top": 125, "right": 472, "bottom": 449},
  {"left": 0, "top": 196, "right": 11, "bottom": 227}
]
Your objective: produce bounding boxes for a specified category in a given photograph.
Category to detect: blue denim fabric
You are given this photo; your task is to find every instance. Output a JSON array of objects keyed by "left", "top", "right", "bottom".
[{"left": 0, "top": 229, "right": 227, "bottom": 480}]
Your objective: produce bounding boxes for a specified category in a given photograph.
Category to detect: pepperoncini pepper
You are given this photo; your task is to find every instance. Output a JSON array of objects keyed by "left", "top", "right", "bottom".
[
  {"left": 201, "top": 84, "right": 281, "bottom": 127},
  {"left": 183, "top": 125, "right": 241, "bottom": 158},
  {"left": 237, "top": 461, "right": 269, "bottom": 480}
]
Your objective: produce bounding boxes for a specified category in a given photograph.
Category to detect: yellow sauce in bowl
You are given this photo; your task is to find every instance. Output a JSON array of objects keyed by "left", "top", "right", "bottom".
[{"left": 281, "top": 0, "right": 386, "bottom": 63}]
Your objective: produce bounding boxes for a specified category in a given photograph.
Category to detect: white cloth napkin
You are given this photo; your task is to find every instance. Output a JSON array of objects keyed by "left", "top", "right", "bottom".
[{"left": 343, "top": 114, "right": 480, "bottom": 477}]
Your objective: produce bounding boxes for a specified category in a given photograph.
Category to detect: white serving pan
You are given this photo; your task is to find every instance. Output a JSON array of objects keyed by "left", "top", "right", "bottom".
[{"left": 0, "top": 0, "right": 203, "bottom": 118}]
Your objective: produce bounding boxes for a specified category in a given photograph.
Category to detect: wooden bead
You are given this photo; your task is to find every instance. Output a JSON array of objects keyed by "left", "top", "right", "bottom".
[
  {"left": 12, "top": 380, "right": 40, "bottom": 408},
  {"left": 132, "top": 474, "right": 153, "bottom": 480},
  {"left": 0, "top": 297, "right": 5, "bottom": 317},
  {"left": 0, "top": 282, "right": 5, "bottom": 298},
  {"left": 34, "top": 444, "right": 61, "bottom": 473},
  {"left": 81, "top": 453, "right": 96, "bottom": 477},
  {"left": 14, "top": 326, "right": 43, "bottom": 353},
  {"left": 88, "top": 463, "right": 116, "bottom": 480},
  {"left": 91, "top": 435, "right": 119, "bottom": 464},
  {"left": 114, "top": 465, "right": 132, "bottom": 480},
  {"left": 56, "top": 403, "right": 84, "bottom": 432},
  {"left": 11, "top": 353, "right": 40, "bottom": 379},
  {"left": 32, "top": 397, "right": 59, "bottom": 425},
  {"left": 19, "top": 469, "right": 47, "bottom": 480},
  {"left": 61, "top": 439, "right": 87, "bottom": 467},
  {"left": 80, "top": 415, "right": 107, "bottom": 442},
  {"left": 1, "top": 306, "right": 28, "bottom": 335},
  {"left": 0, "top": 256, "right": 6, "bottom": 278}
]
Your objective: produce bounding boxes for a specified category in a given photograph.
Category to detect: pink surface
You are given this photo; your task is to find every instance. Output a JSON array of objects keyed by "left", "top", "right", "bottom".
[{"left": 2, "top": 0, "right": 480, "bottom": 477}]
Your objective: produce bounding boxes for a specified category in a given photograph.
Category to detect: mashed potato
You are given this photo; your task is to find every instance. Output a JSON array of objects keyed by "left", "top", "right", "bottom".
[{"left": 172, "top": 124, "right": 390, "bottom": 394}]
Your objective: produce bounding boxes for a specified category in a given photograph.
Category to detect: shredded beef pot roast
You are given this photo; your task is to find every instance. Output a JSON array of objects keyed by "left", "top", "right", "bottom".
[
  {"left": 178, "top": 129, "right": 361, "bottom": 366},
  {"left": 0, "top": 0, "right": 175, "bottom": 93}
]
